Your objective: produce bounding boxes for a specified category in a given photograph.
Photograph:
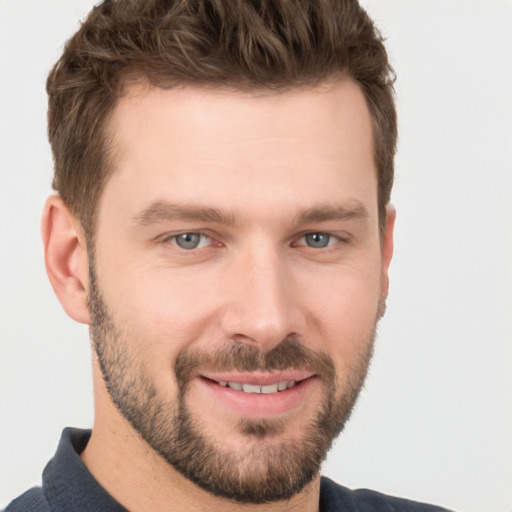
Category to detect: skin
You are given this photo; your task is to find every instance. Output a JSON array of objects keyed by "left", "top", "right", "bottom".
[{"left": 42, "top": 79, "right": 395, "bottom": 512}]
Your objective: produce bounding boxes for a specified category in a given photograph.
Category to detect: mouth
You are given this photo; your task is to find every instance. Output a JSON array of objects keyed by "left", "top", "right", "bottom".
[
  {"left": 196, "top": 371, "right": 318, "bottom": 418},
  {"left": 202, "top": 377, "right": 308, "bottom": 394}
]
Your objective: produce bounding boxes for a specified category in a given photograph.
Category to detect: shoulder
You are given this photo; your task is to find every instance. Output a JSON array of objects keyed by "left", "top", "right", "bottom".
[
  {"left": 3, "top": 488, "right": 51, "bottom": 512},
  {"left": 320, "top": 477, "right": 455, "bottom": 512}
]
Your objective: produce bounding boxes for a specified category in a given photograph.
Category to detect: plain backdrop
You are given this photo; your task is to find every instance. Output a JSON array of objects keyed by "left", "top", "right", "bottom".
[{"left": 1, "top": 1, "right": 511, "bottom": 511}]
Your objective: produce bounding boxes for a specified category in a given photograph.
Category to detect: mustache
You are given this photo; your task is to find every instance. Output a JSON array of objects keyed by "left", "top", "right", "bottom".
[{"left": 174, "top": 336, "right": 336, "bottom": 388}]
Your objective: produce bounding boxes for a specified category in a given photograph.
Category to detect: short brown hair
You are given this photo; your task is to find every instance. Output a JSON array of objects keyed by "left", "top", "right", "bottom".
[{"left": 47, "top": 0, "right": 396, "bottom": 239}]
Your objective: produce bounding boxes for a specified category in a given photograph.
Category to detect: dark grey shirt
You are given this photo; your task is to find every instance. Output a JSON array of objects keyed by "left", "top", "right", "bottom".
[{"left": 5, "top": 428, "right": 453, "bottom": 511}]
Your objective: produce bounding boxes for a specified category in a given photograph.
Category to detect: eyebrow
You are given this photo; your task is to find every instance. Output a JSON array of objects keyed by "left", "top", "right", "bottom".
[
  {"left": 133, "top": 200, "right": 240, "bottom": 226},
  {"left": 133, "top": 200, "right": 368, "bottom": 227},
  {"left": 294, "top": 201, "right": 369, "bottom": 225}
]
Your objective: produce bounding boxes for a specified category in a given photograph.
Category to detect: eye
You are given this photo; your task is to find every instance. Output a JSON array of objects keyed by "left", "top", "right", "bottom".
[
  {"left": 171, "top": 232, "right": 212, "bottom": 250},
  {"left": 299, "top": 232, "right": 336, "bottom": 249}
]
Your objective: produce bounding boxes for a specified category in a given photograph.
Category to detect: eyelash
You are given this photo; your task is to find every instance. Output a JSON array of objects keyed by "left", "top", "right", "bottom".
[
  {"left": 161, "top": 231, "right": 349, "bottom": 252},
  {"left": 163, "top": 232, "right": 214, "bottom": 251},
  {"left": 294, "top": 232, "right": 344, "bottom": 249}
]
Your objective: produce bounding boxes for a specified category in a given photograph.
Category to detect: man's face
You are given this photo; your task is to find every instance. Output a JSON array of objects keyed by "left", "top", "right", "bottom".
[{"left": 88, "top": 80, "right": 393, "bottom": 503}]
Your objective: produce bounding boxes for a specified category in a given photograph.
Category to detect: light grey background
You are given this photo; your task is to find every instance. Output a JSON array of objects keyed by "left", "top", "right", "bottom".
[{"left": 1, "top": 1, "right": 511, "bottom": 510}]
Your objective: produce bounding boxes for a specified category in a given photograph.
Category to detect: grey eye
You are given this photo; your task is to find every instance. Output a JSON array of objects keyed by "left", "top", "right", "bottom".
[
  {"left": 174, "top": 233, "right": 203, "bottom": 250},
  {"left": 304, "top": 233, "right": 331, "bottom": 248}
]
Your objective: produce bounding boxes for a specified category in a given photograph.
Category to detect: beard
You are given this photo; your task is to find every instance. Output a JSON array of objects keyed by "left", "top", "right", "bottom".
[{"left": 87, "top": 259, "right": 378, "bottom": 504}]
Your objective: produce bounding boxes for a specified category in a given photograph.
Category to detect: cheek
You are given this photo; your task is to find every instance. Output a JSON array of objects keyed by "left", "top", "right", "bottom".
[
  {"left": 302, "top": 262, "right": 382, "bottom": 361},
  {"left": 101, "top": 261, "right": 221, "bottom": 350}
]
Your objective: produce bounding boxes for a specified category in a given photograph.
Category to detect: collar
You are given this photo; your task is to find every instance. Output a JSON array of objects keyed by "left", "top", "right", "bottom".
[{"left": 42, "top": 428, "right": 127, "bottom": 512}]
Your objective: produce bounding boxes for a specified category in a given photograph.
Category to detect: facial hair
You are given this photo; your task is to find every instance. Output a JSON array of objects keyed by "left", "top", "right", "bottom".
[{"left": 87, "top": 259, "right": 378, "bottom": 504}]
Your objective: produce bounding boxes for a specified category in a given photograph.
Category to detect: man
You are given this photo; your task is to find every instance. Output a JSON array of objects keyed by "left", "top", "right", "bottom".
[{"left": 5, "top": 0, "right": 453, "bottom": 510}]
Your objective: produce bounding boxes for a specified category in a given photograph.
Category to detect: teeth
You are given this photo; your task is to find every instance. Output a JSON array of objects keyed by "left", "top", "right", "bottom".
[
  {"left": 221, "top": 380, "right": 298, "bottom": 394},
  {"left": 242, "top": 383, "right": 261, "bottom": 393},
  {"left": 261, "top": 383, "right": 279, "bottom": 394},
  {"left": 278, "top": 381, "right": 288, "bottom": 391}
]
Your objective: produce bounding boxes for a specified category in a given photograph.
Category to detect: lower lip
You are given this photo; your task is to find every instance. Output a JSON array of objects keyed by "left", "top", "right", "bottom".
[{"left": 197, "top": 377, "right": 318, "bottom": 418}]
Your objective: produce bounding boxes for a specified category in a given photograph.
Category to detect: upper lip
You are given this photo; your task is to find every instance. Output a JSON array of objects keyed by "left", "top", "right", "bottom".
[{"left": 199, "top": 371, "right": 316, "bottom": 386}]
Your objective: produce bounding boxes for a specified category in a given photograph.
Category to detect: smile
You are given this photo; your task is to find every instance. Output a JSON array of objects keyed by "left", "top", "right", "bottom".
[
  {"left": 197, "top": 371, "right": 317, "bottom": 417},
  {"left": 212, "top": 379, "right": 299, "bottom": 394}
]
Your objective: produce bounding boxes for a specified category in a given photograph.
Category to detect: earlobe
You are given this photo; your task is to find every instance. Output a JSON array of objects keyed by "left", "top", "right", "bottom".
[{"left": 41, "top": 195, "right": 91, "bottom": 324}]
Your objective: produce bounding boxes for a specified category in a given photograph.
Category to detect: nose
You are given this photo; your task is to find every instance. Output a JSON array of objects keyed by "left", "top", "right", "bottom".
[{"left": 219, "top": 245, "right": 304, "bottom": 352}]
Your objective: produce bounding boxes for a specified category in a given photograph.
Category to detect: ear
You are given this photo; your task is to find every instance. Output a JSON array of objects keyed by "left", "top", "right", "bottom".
[
  {"left": 41, "top": 195, "right": 91, "bottom": 324},
  {"left": 380, "top": 205, "right": 396, "bottom": 301}
]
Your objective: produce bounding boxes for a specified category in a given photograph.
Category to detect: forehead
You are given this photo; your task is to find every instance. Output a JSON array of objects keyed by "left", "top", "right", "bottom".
[
  {"left": 101, "top": 80, "right": 377, "bottom": 223},
  {"left": 110, "top": 80, "right": 373, "bottom": 158}
]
